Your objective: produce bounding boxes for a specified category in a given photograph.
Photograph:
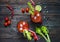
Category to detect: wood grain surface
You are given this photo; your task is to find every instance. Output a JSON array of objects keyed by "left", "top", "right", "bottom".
[{"left": 0, "top": 0, "right": 60, "bottom": 42}]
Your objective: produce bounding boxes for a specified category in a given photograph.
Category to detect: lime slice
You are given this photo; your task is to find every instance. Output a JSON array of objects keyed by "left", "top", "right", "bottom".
[{"left": 35, "top": 5, "right": 42, "bottom": 12}]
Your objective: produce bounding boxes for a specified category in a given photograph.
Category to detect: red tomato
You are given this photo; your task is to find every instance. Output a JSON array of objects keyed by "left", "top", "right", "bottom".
[
  {"left": 26, "top": 7, "right": 29, "bottom": 13},
  {"left": 4, "top": 22, "right": 8, "bottom": 27},
  {"left": 21, "top": 8, "right": 25, "bottom": 13},
  {"left": 17, "top": 21, "right": 29, "bottom": 33},
  {"left": 30, "top": 10, "right": 42, "bottom": 23},
  {"left": 5, "top": 17, "right": 9, "bottom": 21},
  {"left": 7, "top": 20, "right": 11, "bottom": 25}
]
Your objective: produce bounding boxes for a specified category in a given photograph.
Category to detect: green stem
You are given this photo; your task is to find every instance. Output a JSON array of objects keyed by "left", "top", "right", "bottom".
[
  {"left": 29, "top": 10, "right": 34, "bottom": 15},
  {"left": 27, "top": 2, "right": 34, "bottom": 11},
  {"left": 39, "top": 33, "right": 47, "bottom": 41},
  {"left": 46, "top": 34, "right": 51, "bottom": 42},
  {"left": 23, "top": 30, "right": 32, "bottom": 40}
]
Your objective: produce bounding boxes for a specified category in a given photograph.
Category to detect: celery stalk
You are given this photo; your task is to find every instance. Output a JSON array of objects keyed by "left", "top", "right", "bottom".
[
  {"left": 27, "top": 2, "right": 34, "bottom": 11},
  {"left": 23, "top": 30, "right": 32, "bottom": 40},
  {"left": 29, "top": 10, "right": 34, "bottom": 15}
]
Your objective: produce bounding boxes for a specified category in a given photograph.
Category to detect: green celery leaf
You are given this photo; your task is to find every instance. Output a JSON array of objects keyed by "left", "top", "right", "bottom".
[
  {"left": 36, "top": 27, "right": 42, "bottom": 35},
  {"left": 41, "top": 26, "right": 49, "bottom": 35}
]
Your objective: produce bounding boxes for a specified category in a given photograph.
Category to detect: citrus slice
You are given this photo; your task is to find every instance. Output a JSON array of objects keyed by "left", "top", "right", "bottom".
[{"left": 35, "top": 5, "right": 42, "bottom": 12}]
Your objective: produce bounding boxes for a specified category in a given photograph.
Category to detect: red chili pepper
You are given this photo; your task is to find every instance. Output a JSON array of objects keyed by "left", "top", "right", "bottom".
[
  {"left": 11, "top": 11, "right": 14, "bottom": 18},
  {"left": 29, "top": 30, "right": 38, "bottom": 40},
  {"left": 7, "top": 4, "right": 13, "bottom": 11},
  {"left": 30, "top": 0, "right": 35, "bottom": 6},
  {"left": 6, "top": 4, "right": 14, "bottom": 18}
]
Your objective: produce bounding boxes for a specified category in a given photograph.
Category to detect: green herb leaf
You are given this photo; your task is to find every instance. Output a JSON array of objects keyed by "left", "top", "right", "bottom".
[
  {"left": 41, "top": 26, "right": 49, "bottom": 35},
  {"left": 36, "top": 27, "right": 41, "bottom": 35},
  {"left": 36, "top": 27, "right": 47, "bottom": 41}
]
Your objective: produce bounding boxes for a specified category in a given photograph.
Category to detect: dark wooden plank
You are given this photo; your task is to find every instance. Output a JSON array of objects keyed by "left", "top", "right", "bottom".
[{"left": 0, "top": 2, "right": 60, "bottom": 42}]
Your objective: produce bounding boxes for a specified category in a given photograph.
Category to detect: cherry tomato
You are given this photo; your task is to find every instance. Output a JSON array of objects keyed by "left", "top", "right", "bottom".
[
  {"left": 17, "top": 21, "right": 29, "bottom": 33},
  {"left": 7, "top": 20, "right": 11, "bottom": 25},
  {"left": 4, "top": 22, "right": 8, "bottom": 27},
  {"left": 21, "top": 8, "right": 25, "bottom": 13},
  {"left": 26, "top": 7, "right": 29, "bottom": 13},
  {"left": 30, "top": 10, "right": 42, "bottom": 23},
  {"left": 5, "top": 17, "right": 9, "bottom": 21}
]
